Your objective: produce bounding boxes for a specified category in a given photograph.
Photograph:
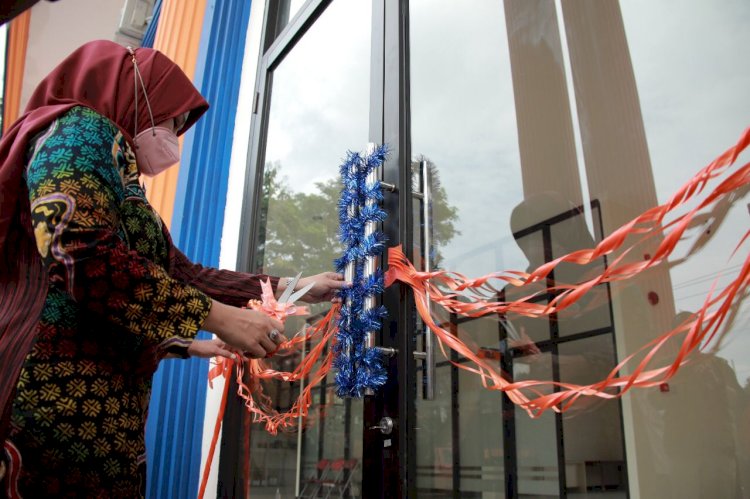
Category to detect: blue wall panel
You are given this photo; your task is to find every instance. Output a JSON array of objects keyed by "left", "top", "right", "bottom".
[
  {"left": 145, "top": 0, "right": 253, "bottom": 497},
  {"left": 140, "top": 0, "right": 162, "bottom": 48}
]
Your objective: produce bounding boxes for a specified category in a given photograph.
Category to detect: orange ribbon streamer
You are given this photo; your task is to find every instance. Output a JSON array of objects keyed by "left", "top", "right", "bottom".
[
  {"left": 198, "top": 305, "right": 339, "bottom": 498},
  {"left": 385, "top": 127, "right": 750, "bottom": 416},
  {"left": 232, "top": 305, "right": 339, "bottom": 434},
  {"left": 198, "top": 354, "right": 233, "bottom": 499}
]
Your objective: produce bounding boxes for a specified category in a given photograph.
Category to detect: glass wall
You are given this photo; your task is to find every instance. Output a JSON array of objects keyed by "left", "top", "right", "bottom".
[
  {"left": 616, "top": 1, "right": 750, "bottom": 497},
  {"left": 410, "top": 0, "right": 626, "bottom": 496},
  {"left": 409, "top": 0, "right": 749, "bottom": 497}
]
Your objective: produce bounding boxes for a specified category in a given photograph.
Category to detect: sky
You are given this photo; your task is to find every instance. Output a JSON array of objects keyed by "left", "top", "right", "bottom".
[{"left": 260, "top": 0, "right": 750, "bottom": 382}]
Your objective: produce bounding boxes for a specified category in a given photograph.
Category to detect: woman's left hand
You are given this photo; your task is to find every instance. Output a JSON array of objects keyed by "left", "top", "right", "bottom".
[
  {"left": 187, "top": 338, "right": 237, "bottom": 360},
  {"left": 290, "top": 272, "right": 349, "bottom": 303}
]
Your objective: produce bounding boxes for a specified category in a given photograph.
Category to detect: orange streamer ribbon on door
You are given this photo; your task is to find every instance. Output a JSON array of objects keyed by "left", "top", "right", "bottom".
[
  {"left": 198, "top": 287, "right": 339, "bottom": 499},
  {"left": 200, "top": 127, "right": 749, "bottom": 495},
  {"left": 385, "top": 126, "right": 750, "bottom": 416}
]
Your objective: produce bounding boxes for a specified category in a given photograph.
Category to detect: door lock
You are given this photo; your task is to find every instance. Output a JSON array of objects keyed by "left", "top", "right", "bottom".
[{"left": 369, "top": 417, "right": 394, "bottom": 435}]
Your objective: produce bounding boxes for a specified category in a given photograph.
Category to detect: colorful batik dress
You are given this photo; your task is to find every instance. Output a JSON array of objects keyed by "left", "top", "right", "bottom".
[{"left": 7, "top": 106, "right": 211, "bottom": 498}]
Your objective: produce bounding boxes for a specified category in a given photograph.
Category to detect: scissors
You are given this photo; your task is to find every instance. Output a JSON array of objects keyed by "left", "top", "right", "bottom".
[{"left": 276, "top": 272, "right": 315, "bottom": 307}]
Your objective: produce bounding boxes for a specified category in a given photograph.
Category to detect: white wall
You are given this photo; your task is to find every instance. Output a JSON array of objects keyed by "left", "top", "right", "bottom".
[{"left": 20, "top": 0, "right": 138, "bottom": 111}]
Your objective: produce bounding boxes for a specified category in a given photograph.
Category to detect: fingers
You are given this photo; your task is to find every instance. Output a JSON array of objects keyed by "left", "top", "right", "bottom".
[
  {"left": 268, "top": 329, "right": 288, "bottom": 345},
  {"left": 259, "top": 335, "right": 277, "bottom": 354},
  {"left": 326, "top": 273, "right": 349, "bottom": 289},
  {"left": 254, "top": 317, "right": 285, "bottom": 356},
  {"left": 215, "top": 346, "right": 236, "bottom": 360},
  {"left": 210, "top": 340, "right": 237, "bottom": 360},
  {"left": 269, "top": 317, "right": 285, "bottom": 334},
  {"left": 244, "top": 344, "right": 267, "bottom": 359}
]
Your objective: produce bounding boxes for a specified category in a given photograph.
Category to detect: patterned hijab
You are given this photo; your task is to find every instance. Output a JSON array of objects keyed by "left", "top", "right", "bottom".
[{"left": 0, "top": 40, "right": 209, "bottom": 440}]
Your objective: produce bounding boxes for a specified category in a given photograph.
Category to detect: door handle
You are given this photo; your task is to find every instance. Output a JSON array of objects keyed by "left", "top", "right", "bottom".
[
  {"left": 369, "top": 417, "right": 394, "bottom": 435},
  {"left": 412, "top": 160, "right": 435, "bottom": 400},
  {"left": 363, "top": 144, "right": 397, "bottom": 394}
]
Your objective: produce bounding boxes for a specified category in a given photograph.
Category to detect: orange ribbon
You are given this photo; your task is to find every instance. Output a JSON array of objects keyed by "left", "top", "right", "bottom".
[
  {"left": 385, "top": 127, "right": 750, "bottom": 416},
  {"left": 250, "top": 278, "right": 310, "bottom": 320},
  {"left": 198, "top": 355, "right": 233, "bottom": 499},
  {"left": 198, "top": 296, "right": 335, "bottom": 499}
]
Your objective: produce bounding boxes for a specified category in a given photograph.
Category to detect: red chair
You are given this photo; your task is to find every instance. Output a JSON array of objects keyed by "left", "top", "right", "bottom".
[
  {"left": 298, "top": 459, "right": 331, "bottom": 498},
  {"left": 321, "top": 459, "right": 359, "bottom": 499}
]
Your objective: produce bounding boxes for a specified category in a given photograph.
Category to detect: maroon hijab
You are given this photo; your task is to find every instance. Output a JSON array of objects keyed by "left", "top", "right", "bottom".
[{"left": 0, "top": 40, "right": 209, "bottom": 441}]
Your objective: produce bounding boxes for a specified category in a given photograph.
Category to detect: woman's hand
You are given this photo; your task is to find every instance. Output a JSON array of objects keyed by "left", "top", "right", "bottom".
[
  {"left": 186, "top": 338, "right": 236, "bottom": 360},
  {"left": 277, "top": 272, "right": 348, "bottom": 303},
  {"left": 202, "top": 300, "right": 287, "bottom": 358}
]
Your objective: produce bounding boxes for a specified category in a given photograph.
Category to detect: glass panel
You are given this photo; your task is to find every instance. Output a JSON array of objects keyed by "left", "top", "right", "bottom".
[
  {"left": 410, "top": 1, "right": 628, "bottom": 497},
  {"left": 514, "top": 352, "right": 559, "bottom": 498},
  {"left": 409, "top": 1, "right": 533, "bottom": 497},
  {"left": 298, "top": 388, "right": 363, "bottom": 497},
  {"left": 415, "top": 363, "right": 454, "bottom": 496},
  {"left": 458, "top": 360, "right": 505, "bottom": 495},
  {"left": 250, "top": 0, "right": 371, "bottom": 497},
  {"left": 615, "top": 1, "right": 750, "bottom": 497},
  {"left": 558, "top": 336, "right": 626, "bottom": 497},
  {"left": 552, "top": 204, "right": 612, "bottom": 338}
]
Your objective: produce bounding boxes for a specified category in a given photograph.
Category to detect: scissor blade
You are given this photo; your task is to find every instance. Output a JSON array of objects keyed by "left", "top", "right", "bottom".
[
  {"left": 278, "top": 272, "right": 302, "bottom": 304},
  {"left": 287, "top": 281, "right": 314, "bottom": 304}
]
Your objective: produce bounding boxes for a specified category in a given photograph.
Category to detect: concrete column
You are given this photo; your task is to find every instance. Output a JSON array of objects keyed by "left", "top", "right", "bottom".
[
  {"left": 561, "top": 1, "right": 677, "bottom": 496},
  {"left": 504, "top": 0, "right": 582, "bottom": 207}
]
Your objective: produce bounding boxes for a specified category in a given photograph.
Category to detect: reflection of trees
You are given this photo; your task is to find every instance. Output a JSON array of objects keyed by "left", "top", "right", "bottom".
[
  {"left": 258, "top": 158, "right": 459, "bottom": 277},
  {"left": 257, "top": 161, "right": 342, "bottom": 278},
  {"left": 412, "top": 156, "right": 459, "bottom": 268}
]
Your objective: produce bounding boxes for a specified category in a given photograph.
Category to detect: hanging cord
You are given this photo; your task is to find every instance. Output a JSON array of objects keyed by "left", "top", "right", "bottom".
[{"left": 127, "top": 46, "right": 157, "bottom": 143}]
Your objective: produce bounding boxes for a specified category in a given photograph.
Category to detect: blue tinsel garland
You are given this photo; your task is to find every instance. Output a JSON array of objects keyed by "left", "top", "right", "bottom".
[{"left": 333, "top": 145, "right": 389, "bottom": 397}]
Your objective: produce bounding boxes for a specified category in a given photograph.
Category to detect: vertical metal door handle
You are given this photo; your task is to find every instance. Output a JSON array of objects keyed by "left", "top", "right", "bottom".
[
  {"left": 413, "top": 160, "right": 435, "bottom": 400},
  {"left": 364, "top": 144, "right": 378, "bottom": 353},
  {"left": 364, "top": 143, "right": 382, "bottom": 395},
  {"left": 344, "top": 159, "right": 357, "bottom": 362}
]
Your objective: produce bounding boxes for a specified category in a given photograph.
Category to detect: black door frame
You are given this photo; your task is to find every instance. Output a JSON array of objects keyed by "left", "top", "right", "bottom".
[
  {"left": 229, "top": 0, "right": 416, "bottom": 497},
  {"left": 362, "top": 0, "right": 416, "bottom": 497}
]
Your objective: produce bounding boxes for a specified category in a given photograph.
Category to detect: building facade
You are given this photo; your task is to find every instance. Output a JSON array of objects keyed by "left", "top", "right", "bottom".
[{"left": 4, "top": 1, "right": 749, "bottom": 498}]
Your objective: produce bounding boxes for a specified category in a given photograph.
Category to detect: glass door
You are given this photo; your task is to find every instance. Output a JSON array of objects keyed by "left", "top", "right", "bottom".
[
  {"left": 406, "top": 1, "right": 627, "bottom": 497},
  {"left": 227, "top": 1, "right": 374, "bottom": 497}
]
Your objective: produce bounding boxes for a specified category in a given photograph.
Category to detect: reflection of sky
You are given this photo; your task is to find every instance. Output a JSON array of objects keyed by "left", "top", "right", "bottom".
[
  {"left": 621, "top": 0, "right": 750, "bottom": 386},
  {"left": 410, "top": 0, "right": 529, "bottom": 277},
  {"left": 265, "top": 0, "right": 371, "bottom": 194}
]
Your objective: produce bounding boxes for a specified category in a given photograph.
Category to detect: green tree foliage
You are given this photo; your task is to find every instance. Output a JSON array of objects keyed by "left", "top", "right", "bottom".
[
  {"left": 257, "top": 157, "right": 458, "bottom": 279},
  {"left": 412, "top": 156, "right": 460, "bottom": 269}
]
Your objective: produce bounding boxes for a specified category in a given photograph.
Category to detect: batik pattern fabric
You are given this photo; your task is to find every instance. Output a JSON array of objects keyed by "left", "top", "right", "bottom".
[{"left": 7, "top": 106, "right": 212, "bottom": 498}]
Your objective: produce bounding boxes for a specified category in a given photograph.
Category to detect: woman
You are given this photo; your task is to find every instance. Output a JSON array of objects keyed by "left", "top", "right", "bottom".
[{"left": 0, "top": 40, "right": 344, "bottom": 497}]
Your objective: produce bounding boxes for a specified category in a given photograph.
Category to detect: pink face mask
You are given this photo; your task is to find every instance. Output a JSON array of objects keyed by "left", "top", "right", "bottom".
[{"left": 134, "top": 126, "right": 180, "bottom": 177}]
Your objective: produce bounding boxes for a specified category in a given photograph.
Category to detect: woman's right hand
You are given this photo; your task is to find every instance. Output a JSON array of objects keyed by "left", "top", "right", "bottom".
[{"left": 202, "top": 300, "right": 287, "bottom": 358}]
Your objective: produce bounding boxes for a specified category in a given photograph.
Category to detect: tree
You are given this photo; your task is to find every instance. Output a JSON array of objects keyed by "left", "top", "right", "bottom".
[
  {"left": 256, "top": 157, "right": 458, "bottom": 279},
  {"left": 412, "top": 156, "right": 460, "bottom": 269}
]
